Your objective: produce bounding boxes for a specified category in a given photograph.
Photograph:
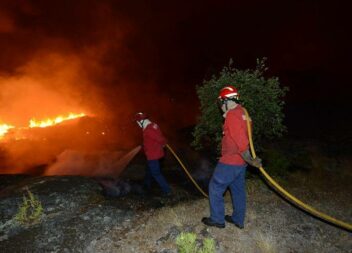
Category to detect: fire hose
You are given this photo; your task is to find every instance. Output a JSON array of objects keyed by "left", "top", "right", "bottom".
[{"left": 166, "top": 108, "right": 352, "bottom": 231}]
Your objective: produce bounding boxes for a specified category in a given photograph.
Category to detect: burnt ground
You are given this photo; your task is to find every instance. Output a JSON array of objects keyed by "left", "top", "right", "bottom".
[{"left": 0, "top": 169, "right": 199, "bottom": 253}]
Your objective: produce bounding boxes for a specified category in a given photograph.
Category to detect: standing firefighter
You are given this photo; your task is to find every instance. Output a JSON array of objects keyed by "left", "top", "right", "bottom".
[
  {"left": 134, "top": 112, "right": 172, "bottom": 197},
  {"left": 202, "top": 85, "right": 262, "bottom": 229}
]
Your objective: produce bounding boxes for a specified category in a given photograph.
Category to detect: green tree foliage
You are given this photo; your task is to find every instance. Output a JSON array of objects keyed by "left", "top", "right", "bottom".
[{"left": 192, "top": 58, "right": 288, "bottom": 151}]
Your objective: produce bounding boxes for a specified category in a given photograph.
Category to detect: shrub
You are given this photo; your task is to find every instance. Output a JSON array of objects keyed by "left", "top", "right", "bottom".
[
  {"left": 176, "top": 232, "right": 215, "bottom": 253},
  {"left": 192, "top": 58, "right": 288, "bottom": 152},
  {"left": 15, "top": 188, "right": 43, "bottom": 225},
  {"left": 198, "top": 238, "right": 216, "bottom": 253},
  {"left": 176, "top": 232, "right": 197, "bottom": 253}
]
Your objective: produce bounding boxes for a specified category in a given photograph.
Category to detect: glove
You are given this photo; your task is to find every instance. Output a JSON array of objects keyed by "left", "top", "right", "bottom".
[
  {"left": 250, "top": 157, "right": 262, "bottom": 168},
  {"left": 241, "top": 149, "right": 262, "bottom": 168}
]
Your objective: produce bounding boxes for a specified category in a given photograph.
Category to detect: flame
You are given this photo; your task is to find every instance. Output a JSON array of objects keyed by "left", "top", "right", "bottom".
[
  {"left": 0, "top": 112, "right": 87, "bottom": 140},
  {"left": 29, "top": 113, "right": 86, "bottom": 128},
  {"left": 0, "top": 123, "right": 15, "bottom": 138}
]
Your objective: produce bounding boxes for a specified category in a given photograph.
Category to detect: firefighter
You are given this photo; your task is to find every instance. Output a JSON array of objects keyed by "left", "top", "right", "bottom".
[
  {"left": 202, "top": 85, "right": 262, "bottom": 229},
  {"left": 134, "top": 112, "right": 172, "bottom": 197}
]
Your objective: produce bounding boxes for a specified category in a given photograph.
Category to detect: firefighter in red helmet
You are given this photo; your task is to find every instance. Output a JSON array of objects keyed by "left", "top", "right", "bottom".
[
  {"left": 202, "top": 85, "right": 262, "bottom": 229},
  {"left": 134, "top": 112, "right": 172, "bottom": 196}
]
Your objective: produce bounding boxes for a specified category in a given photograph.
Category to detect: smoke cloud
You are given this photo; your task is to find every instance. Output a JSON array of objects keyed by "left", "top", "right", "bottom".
[{"left": 0, "top": 1, "right": 198, "bottom": 175}]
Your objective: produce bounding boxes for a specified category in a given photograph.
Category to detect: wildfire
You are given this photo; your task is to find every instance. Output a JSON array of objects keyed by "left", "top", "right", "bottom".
[
  {"left": 0, "top": 112, "right": 87, "bottom": 140},
  {"left": 29, "top": 113, "right": 86, "bottom": 128},
  {"left": 0, "top": 123, "right": 15, "bottom": 138}
]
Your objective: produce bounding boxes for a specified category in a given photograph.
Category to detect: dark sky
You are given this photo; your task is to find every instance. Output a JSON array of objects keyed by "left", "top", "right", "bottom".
[{"left": 0, "top": 0, "right": 351, "bottom": 128}]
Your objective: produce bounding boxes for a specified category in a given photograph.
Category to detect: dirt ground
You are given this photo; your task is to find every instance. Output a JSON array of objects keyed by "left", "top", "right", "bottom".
[{"left": 90, "top": 164, "right": 352, "bottom": 253}]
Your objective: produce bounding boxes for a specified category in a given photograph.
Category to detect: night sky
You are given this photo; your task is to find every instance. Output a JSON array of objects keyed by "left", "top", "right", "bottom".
[{"left": 1, "top": 0, "right": 351, "bottom": 131}]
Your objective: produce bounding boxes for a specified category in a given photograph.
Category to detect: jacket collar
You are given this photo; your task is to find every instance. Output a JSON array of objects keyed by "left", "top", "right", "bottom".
[
  {"left": 223, "top": 103, "right": 239, "bottom": 118},
  {"left": 142, "top": 119, "right": 152, "bottom": 130}
]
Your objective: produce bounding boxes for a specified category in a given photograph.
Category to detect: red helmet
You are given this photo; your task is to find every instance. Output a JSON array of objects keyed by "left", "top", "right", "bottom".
[
  {"left": 134, "top": 112, "right": 148, "bottom": 121},
  {"left": 218, "top": 85, "right": 239, "bottom": 100}
]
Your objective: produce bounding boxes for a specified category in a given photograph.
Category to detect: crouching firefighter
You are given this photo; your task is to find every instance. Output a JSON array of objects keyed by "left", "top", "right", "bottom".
[
  {"left": 202, "top": 85, "right": 262, "bottom": 229},
  {"left": 134, "top": 112, "right": 172, "bottom": 197}
]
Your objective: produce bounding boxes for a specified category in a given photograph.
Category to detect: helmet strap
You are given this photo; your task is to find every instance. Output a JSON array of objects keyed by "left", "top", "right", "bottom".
[{"left": 137, "top": 119, "right": 145, "bottom": 128}]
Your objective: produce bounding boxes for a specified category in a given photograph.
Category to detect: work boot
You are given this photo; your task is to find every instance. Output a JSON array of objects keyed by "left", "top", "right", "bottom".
[
  {"left": 201, "top": 217, "right": 225, "bottom": 228},
  {"left": 225, "top": 215, "right": 244, "bottom": 229}
]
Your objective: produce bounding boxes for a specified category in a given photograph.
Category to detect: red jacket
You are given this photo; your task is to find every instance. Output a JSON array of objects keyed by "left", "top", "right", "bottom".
[
  {"left": 219, "top": 105, "right": 249, "bottom": 165},
  {"left": 143, "top": 122, "right": 167, "bottom": 160}
]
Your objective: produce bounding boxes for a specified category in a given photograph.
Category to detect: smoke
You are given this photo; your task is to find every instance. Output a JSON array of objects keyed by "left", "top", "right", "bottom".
[
  {"left": 0, "top": 41, "right": 125, "bottom": 174},
  {"left": 1, "top": 53, "right": 91, "bottom": 124},
  {"left": 45, "top": 150, "right": 124, "bottom": 177},
  {"left": 45, "top": 145, "right": 140, "bottom": 177},
  {"left": 0, "top": 9, "right": 15, "bottom": 33},
  {"left": 0, "top": 1, "right": 200, "bottom": 175}
]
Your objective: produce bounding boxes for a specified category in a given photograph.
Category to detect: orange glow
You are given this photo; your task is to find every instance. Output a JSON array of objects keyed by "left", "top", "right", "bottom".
[
  {"left": 0, "top": 112, "right": 87, "bottom": 141},
  {"left": 0, "top": 123, "right": 15, "bottom": 138},
  {"left": 29, "top": 113, "right": 86, "bottom": 128}
]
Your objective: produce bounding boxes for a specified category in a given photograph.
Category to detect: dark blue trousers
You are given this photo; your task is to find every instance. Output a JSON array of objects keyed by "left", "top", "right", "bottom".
[
  {"left": 209, "top": 162, "right": 247, "bottom": 226},
  {"left": 144, "top": 159, "right": 171, "bottom": 194}
]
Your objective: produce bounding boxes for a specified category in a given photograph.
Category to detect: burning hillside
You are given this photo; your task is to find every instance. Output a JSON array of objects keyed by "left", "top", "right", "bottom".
[
  {"left": 0, "top": 39, "right": 140, "bottom": 175},
  {"left": 1, "top": 112, "right": 87, "bottom": 141},
  {"left": 0, "top": 112, "right": 135, "bottom": 176},
  {"left": 0, "top": 1, "right": 198, "bottom": 177},
  {"left": 0, "top": 124, "right": 14, "bottom": 138}
]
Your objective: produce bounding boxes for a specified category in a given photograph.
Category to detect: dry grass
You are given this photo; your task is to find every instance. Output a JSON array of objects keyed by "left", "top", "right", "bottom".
[
  {"left": 92, "top": 177, "right": 352, "bottom": 253},
  {"left": 254, "top": 230, "right": 277, "bottom": 253},
  {"left": 95, "top": 181, "right": 281, "bottom": 253}
]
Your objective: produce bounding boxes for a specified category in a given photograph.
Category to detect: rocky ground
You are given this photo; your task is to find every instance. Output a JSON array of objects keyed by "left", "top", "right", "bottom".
[
  {"left": 90, "top": 173, "right": 352, "bottom": 253},
  {"left": 0, "top": 172, "right": 197, "bottom": 253},
  {"left": 0, "top": 138, "right": 351, "bottom": 252}
]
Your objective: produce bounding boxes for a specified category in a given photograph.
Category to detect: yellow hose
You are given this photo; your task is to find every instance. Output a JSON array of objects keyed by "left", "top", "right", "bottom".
[
  {"left": 167, "top": 108, "right": 352, "bottom": 231},
  {"left": 243, "top": 108, "right": 352, "bottom": 231},
  {"left": 166, "top": 144, "right": 209, "bottom": 198}
]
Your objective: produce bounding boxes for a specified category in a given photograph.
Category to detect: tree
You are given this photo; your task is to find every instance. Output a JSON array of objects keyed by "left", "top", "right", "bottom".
[{"left": 192, "top": 58, "right": 288, "bottom": 152}]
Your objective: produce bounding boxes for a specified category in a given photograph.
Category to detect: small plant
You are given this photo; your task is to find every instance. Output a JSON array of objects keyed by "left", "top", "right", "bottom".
[
  {"left": 176, "top": 232, "right": 197, "bottom": 253},
  {"left": 198, "top": 238, "right": 216, "bottom": 253},
  {"left": 176, "top": 232, "right": 215, "bottom": 253},
  {"left": 15, "top": 188, "right": 43, "bottom": 225}
]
